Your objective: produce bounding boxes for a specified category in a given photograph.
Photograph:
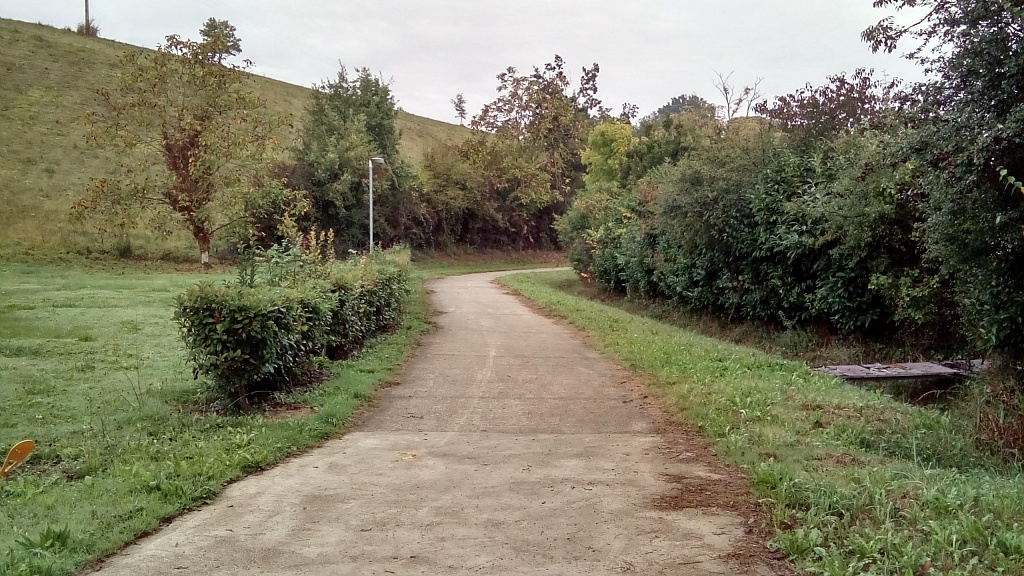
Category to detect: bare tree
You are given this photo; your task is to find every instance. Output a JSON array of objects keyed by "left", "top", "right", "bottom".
[{"left": 712, "top": 71, "right": 763, "bottom": 121}]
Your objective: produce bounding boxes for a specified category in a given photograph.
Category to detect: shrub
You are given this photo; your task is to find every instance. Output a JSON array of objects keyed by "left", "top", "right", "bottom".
[
  {"left": 75, "top": 20, "right": 99, "bottom": 37},
  {"left": 175, "top": 245, "right": 410, "bottom": 408},
  {"left": 174, "top": 283, "right": 335, "bottom": 409},
  {"left": 325, "top": 251, "right": 410, "bottom": 359},
  {"left": 570, "top": 126, "right": 971, "bottom": 356}
]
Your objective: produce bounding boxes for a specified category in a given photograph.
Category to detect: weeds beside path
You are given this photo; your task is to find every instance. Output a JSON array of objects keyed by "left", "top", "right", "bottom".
[{"left": 502, "top": 270, "right": 1024, "bottom": 576}]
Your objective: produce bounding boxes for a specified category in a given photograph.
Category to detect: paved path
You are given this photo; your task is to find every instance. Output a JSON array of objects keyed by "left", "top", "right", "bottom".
[{"left": 92, "top": 271, "right": 776, "bottom": 575}]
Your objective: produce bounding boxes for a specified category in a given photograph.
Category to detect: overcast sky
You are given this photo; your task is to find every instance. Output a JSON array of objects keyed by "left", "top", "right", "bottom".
[{"left": 1, "top": 1, "right": 926, "bottom": 123}]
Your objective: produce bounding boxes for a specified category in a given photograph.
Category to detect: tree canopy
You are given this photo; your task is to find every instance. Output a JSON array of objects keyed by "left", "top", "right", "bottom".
[
  {"left": 75, "top": 19, "right": 280, "bottom": 264},
  {"left": 864, "top": 0, "right": 1024, "bottom": 356}
]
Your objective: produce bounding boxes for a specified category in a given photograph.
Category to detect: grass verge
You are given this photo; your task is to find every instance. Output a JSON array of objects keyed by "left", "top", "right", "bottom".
[
  {"left": 0, "top": 261, "right": 431, "bottom": 576},
  {"left": 502, "top": 270, "right": 1023, "bottom": 576}
]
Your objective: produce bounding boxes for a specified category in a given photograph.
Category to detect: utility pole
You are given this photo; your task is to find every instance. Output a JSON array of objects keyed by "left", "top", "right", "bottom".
[
  {"left": 368, "top": 157, "right": 385, "bottom": 252},
  {"left": 84, "top": 0, "right": 90, "bottom": 34}
]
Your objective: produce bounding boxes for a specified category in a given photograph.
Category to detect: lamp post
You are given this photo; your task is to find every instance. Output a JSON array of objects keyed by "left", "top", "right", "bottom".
[{"left": 368, "top": 157, "right": 385, "bottom": 252}]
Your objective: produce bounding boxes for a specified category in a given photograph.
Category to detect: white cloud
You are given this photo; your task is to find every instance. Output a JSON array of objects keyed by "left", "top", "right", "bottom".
[{"left": 1, "top": 0, "right": 926, "bottom": 122}]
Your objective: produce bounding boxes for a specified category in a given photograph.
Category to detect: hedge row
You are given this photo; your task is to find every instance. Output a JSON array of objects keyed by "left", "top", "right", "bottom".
[
  {"left": 561, "top": 128, "right": 978, "bottom": 356},
  {"left": 174, "top": 251, "right": 409, "bottom": 408}
]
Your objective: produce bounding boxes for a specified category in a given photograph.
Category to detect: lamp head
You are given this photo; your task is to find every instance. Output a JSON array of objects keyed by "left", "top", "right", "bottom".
[{"left": 370, "top": 157, "right": 385, "bottom": 164}]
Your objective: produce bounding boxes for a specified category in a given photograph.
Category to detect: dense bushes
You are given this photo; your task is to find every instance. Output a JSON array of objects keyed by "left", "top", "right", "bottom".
[
  {"left": 174, "top": 245, "right": 409, "bottom": 408},
  {"left": 413, "top": 137, "right": 560, "bottom": 250},
  {"left": 324, "top": 257, "right": 409, "bottom": 359},
  {"left": 565, "top": 124, "right": 973, "bottom": 353},
  {"left": 564, "top": 45, "right": 1024, "bottom": 361},
  {"left": 175, "top": 283, "right": 335, "bottom": 407},
  {"left": 560, "top": 6, "right": 1024, "bottom": 449}
]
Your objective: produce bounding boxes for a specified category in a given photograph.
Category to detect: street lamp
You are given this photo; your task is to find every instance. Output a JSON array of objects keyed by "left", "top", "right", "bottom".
[{"left": 368, "top": 157, "right": 385, "bottom": 252}]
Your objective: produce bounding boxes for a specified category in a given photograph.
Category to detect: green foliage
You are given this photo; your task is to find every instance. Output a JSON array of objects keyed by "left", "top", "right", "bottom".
[
  {"left": 410, "top": 56, "right": 647, "bottom": 252},
  {"left": 564, "top": 74, "right": 978, "bottom": 356},
  {"left": 406, "top": 55, "right": 614, "bottom": 250},
  {"left": 73, "top": 20, "right": 283, "bottom": 264},
  {"left": 174, "top": 282, "right": 336, "bottom": 408},
  {"left": 555, "top": 180, "right": 623, "bottom": 276},
  {"left": 2, "top": 524, "right": 73, "bottom": 576},
  {"left": 325, "top": 255, "right": 410, "bottom": 358},
  {"left": 619, "top": 105, "right": 720, "bottom": 186},
  {"left": 198, "top": 18, "right": 241, "bottom": 63},
  {"left": 581, "top": 121, "right": 634, "bottom": 186},
  {"left": 288, "top": 65, "right": 414, "bottom": 250},
  {"left": 998, "top": 167, "right": 1024, "bottom": 196},
  {"left": 470, "top": 55, "right": 607, "bottom": 197},
  {"left": 175, "top": 244, "right": 409, "bottom": 408},
  {"left": 864, "top": 1, "right": 1024, "bottom": 359},
  {"left": 416, "top": 136, "right": 557, "bottom": 249},
  {"left": 636, "top": 93, "right": 714, "bottom": 127}
]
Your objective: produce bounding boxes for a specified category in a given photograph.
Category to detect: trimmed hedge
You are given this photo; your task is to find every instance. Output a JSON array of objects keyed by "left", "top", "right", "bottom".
[
  {"left": 174, "top": 283, "right": 335, "bottom": 407},
  {"left": 174, "top": 250, "right": 409, "bottom": 408},
  {"left": 325, "top": 259, "right": 410, "bottom": 359}
]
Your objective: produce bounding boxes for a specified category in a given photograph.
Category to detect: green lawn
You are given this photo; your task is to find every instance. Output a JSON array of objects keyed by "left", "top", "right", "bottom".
[
  {"left": 0, "top": 261, "right": 430, "bottom": 576},
  {"left": 502, "top": 270, "right": 1024, "bottom": 576},
  {"left": 411, "top": 249, "right": 566, "bottom": 279}
]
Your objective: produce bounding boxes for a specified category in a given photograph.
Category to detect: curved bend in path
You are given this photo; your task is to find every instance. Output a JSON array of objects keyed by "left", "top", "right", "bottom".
[{"left": 92, "top": 271, "right": 780, "bottom": 576}]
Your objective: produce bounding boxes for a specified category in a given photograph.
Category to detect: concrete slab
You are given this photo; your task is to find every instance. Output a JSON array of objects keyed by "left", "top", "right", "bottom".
[{"left": 89, "top": 270, "right": 781, "bottom": 576}]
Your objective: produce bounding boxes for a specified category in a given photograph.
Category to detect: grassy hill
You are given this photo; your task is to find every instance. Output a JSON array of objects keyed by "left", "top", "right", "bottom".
[{"left": 0, "top": 18, "right": 470, "bottom": 256}]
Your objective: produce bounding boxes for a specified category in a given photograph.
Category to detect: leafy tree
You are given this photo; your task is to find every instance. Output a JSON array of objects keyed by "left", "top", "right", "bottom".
[
  {"left": 753, "top": 69, "right": 901, "bottom": 146},
  {"left": 637, "top": 93, "right": 713, "bottom": 127},
  {"left": 75, "top": 20, "right": 281, "bottom": 264},
  {"left": 581, "top": 121, "right": 634, "bottom": 186},
  {"left": 471, "top": 55, "right": 608, "bottom": 197},
  {"left": 451, "top": 92, "right": 467, "bottom": 125},
  {"left": 865, "top": 0, "right": 1024, "bottom": 356},
  {"left": 290, "top": 66, "right": 405, "bottom": 249},
  {"left": 997, "top": 4, "right": 1024, "bottom": 216},
  {"left": 306, "top": 67, "right": 400, "bottom": 162},
  {"left": 199, "top": 18, "right": 241, "bottom": 63},
  {"left": 419, "top": 136, "right": 555, "bottom": 249},
  {"left": 414, "top": 56, "right": 615, "bottom": 250},
  {"left": 619, "top": 105, "right": 720, "bottom": 185}
]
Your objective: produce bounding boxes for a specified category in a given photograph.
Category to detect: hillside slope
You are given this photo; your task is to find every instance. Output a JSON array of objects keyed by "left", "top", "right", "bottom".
[{"left": 0, "top": 18, "right": 470, "bottom": 255}]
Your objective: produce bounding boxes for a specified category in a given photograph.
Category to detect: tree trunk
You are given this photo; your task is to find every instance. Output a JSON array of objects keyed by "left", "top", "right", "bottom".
[{"left": 192, "top": 226, "right": 212, "bottom": 267}]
